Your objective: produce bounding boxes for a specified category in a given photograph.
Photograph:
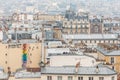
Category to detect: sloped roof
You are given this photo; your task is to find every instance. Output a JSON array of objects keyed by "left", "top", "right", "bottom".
[
  {"left": 41, "top": 66, "right": 117, "bottom": 75},
  {"left": 62, "top": 34, "right": 118, "bottom": 40}
]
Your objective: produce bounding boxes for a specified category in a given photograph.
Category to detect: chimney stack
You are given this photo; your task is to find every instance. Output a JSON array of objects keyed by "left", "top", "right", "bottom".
[
  {"left": 75, "top": 61, "right": 80, "bottom": 73},
  {"left": 95, "top": 66, "right": 99, "bottom": 73}
]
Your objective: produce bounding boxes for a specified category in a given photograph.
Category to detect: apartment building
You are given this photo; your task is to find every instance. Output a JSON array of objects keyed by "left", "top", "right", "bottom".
[
  {"left": 41, "top": 66, "right": 117, "bottom": 80},
  {"left": 96, "top": 43, "right": 120, "bottom": 73},
  {"left": 63, "top": 9, "right": 90, "bottom": 34}
]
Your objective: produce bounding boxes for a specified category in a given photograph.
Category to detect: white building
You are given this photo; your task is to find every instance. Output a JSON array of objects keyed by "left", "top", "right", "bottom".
[
  {"left": 46, "top": 48, "right": 70, "bottom": 57},
  {"left": 49, "top": 53, "right": 97, "bottom": 67},
  {"left": 47, "top": 41, "right": 63, "bottom": 48},
  {"left": 62, "top": 34, "right": 119, "bottom": 45},
  {"left": 41, "top": 50, "right": 117, "bottom": 80},
  {"left": 41, "top": 66, "right": 117, "bottom": 80}
]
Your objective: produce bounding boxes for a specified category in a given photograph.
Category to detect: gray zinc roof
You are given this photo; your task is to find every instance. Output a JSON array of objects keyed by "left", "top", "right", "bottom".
[
  {"left": 0, "top": 73, "right": 8, "bottom": 80},
  {"left": 41, "top": 66, "right": 116, "bottom": 75},
  {"left": 96, "top": 47, "right": 120, "bottom": 56},
  {"left": 0, "top": 70, "right": 8, "bottom": 80},
  {"left": 0, "top": 66, "right": 8, "bottom": 79},
  {"left": 62, "top": 34, "right": 118, "bottom": 40},
  {"left": 15, "top": 71, "right": 41, "bottom": 78},
  {"left": 107, "top": 51, "right": 120, "bottom": 56}
]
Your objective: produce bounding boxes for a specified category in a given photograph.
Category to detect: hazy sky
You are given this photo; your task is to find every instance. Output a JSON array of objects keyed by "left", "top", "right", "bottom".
[{"left": 0, "top": 0, "right": 120, "bottom": 16}]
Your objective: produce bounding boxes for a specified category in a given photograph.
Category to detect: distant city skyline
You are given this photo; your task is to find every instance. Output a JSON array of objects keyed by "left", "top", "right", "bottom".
[{"left": 0, "top": 0, "right": 120, "bottom": 17}]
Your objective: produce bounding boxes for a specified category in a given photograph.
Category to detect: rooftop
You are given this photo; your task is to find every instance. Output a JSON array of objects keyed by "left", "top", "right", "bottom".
[
  {"left": 41, "top": 66, "right": 117, "bottom": 75},
  {"left": 0, "top": 66, "right": 8, "bottom": 80},
  {"left": 0, "top": 72, "right": 8, "bottom": 80},
  {"left": 63, "top": 34, "right": 118, "bottom": 40},
  {"left": 96, "top": 47, "right": 120, "bottom": 56},
  {"left": 2, "top": 39, "right": 38, "bottom": 44},
  {"left": 15, "top": 70, "right": 41, "bottom": 78}
]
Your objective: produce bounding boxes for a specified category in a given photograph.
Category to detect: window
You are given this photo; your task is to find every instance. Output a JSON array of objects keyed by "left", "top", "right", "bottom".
[
  {"left": 104, "top": 40, "right": 105, "bottom": 43},
  {"left": 111, "top": 76, "right": 114, "bottom": 80},
  {"left": 36, "top": 46, "right": 39, "bottom": 49},
  {"left": 95, "top": 26, "right": 99, "bottom": 33},
  {"left": 78, "top": 77, "right": 83, "bottom": 80},
  {"left": 99, "top": 77, "right": 104, "bottom": 80},
  {"left": 5, "top": 61, "right": 7, "bottom": 64},
  {"left": 80, "top": 30, "right": 83, "bottom": 33},
  {"left": 57, "top": 76, "right": 62, "bottom": 80},
  {"left": 68, "top": 76, "right": 73, "bottom": 80},
  {"left": 110, "top": 57, "right": 114, "bottom": 64},
  {"left": 5, "top": 53, "right": 7, "bottom": 56},
  {"left": 30, "top": 61, "right": 32, "bottom": 64},
  {"left": 47, "top": 76, "right": 52, "bottom": 80},
  {"left": 94, "top": 40, "right": 96, "bottom": 43},
  {"left": 89, "top": 77, "right": 93, "bottom": 80},
  {"left": 90, "top": 40, "right": 92, "bottom": 43},
  {"left": 29, "top": 47, "right": 31, "bottom": 49}
]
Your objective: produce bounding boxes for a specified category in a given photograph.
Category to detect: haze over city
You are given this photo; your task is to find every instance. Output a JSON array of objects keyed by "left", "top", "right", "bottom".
[
  {"left": 0, "top": 0, "right": 120, "bottom": 17},
  {"left": 0, "top": 0, "right": 120, "bottom": 80}
]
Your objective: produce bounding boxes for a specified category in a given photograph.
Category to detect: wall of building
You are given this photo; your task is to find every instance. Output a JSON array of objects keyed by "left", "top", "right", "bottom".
[
  {"left": 69, "top": 40, "right": 119, "bottom": 46},
  {"left": 97, "top": 52, "right": 105, "bottom": 60},
  {"left": 50, "top": 55, "right": 96, "bottom": 67},
  {"left": 41, "top": 74, "right": 117, "bottom": 80},
  {"left": 105, "top": 56, "right": 120, "bottom": 73},
  {"left": 53, "top": 29, "right": 62, "bottom": 40},
  {"left": 9, "top": 77, "right": 41, "bottom": 80},
  {"left": 97, "top": 51, "right": 120, "bottom": 73},
  {"left": 34, "top": 14, "right": 64, "bottom": 21},
  {"left": 0, "top": 42, "right": 42, "bottom": 73},
  {"left": 63, "top": 20, "right": 90, "bottom": 34}
]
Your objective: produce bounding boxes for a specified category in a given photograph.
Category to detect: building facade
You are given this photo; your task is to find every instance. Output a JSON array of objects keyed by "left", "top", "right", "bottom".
[
  {"left": 0, "top": 42, "right": 41, "bottom": 73},
  {"left": 63, "top": 9, "right": 90, "bottom": 34},
  {"left": 96, "top": 43, "right": 120, "bottom": 73},
  {"left": 41, "top": 66, "right": 117, "bottom": 80}
]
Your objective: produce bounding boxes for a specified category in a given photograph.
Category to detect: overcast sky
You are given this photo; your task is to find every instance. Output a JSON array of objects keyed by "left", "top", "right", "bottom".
[{"left": 0, "top": 0, "right": 120, "bottom": 16}]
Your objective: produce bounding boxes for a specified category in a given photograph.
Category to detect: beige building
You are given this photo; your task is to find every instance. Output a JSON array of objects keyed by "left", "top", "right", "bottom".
[
  {"left": 63, "top": 10, "right": 90, "bottom": 34},
  {"left": 0, "top": 41, "right": 42, "bottom": 73},
  {"left": 34, "top": 12, "right": 64, "bottom": 21},
  {"left": 96, "top": 43, "right": 120, "bottom": 73}
]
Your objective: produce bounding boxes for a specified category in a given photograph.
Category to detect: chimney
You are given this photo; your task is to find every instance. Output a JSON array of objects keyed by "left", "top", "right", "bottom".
[
  {"left": 95, "top": 66, "right": 99, "bottom": 73},
  {"left": 75, "top": 61, "right": 80, "bottom": 73}
]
